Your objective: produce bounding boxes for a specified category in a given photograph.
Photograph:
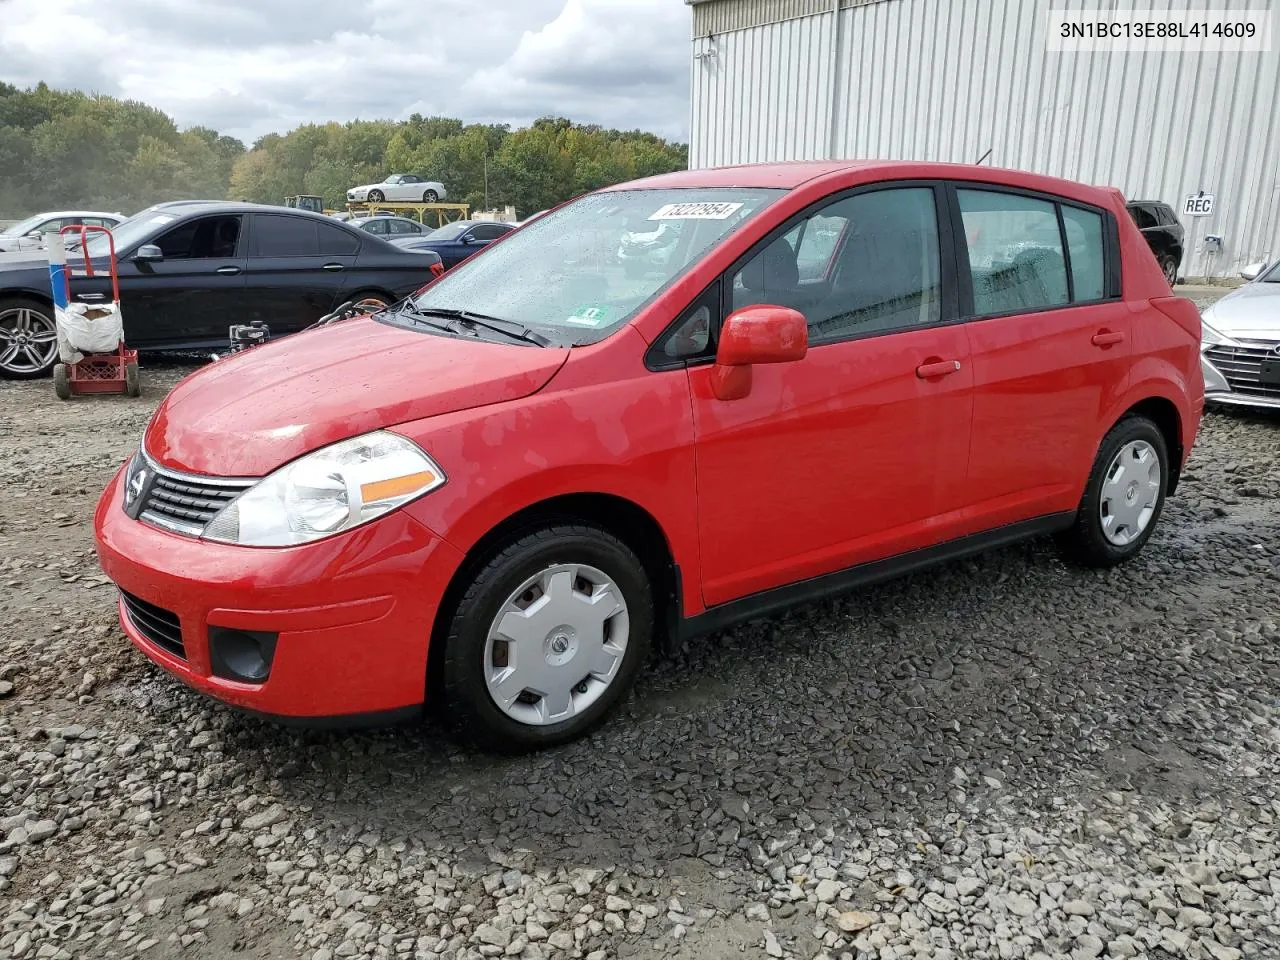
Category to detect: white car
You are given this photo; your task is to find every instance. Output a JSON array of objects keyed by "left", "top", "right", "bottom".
[
  {"left": 346, "top": 175, "right": 447, "bottom": 204},
  {"left": 0, "top": 210, "right": 125, "bottom": 252}
]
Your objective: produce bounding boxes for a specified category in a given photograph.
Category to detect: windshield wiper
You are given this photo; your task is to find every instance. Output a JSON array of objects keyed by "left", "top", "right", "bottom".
[
  {"left": 413, "top": 307, "right": 551, "bottom": 347},
  {"left": 390, "top": 304, "right": 463, "bottom": 336}
]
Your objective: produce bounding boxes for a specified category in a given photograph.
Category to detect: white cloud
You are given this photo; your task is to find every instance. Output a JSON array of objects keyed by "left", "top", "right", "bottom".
[{"left": 0, "top": 0, "right": 691, "bottom": 143}]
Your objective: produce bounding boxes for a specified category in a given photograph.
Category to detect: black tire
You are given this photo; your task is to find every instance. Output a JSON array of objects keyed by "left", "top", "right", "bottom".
[
  {"left": 53, "top": 363, "right": 71, "bottom": 399},
  {"left": 0, "top": 297, "right": 57, "bottom": 380},
  {"left": 442, "top": 524, "right": 653, "bottom": 752},
  {"left": 367, "top": 189, "right": 385, "bottom": 203},
  {"left": 124, "top": 361, "right": 140, "bottom": 397},
  {"left": 423, "top": 190, "right": 439, "bottom": 203},
  {"left": 1057, "top": 415, "right": 1169, "bottom": 568},
  {"left": 1160, "top": 256, "right": 1178, "bottom": 285}
]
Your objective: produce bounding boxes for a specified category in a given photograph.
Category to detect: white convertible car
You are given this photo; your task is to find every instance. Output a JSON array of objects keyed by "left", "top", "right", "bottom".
[{"left": 347, "top": 175, "right": 447, "bottom": 204}]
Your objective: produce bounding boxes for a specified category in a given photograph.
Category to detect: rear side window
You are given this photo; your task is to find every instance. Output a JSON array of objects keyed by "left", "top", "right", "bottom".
[
  {"left": 1061, "top": 206, "right": 1106, "bottom": 301},
  {"left": 252, "top": 215, "right": 319, "bottom": 257},
  {"left": 958, "top": 190, "right": 1068, "bottom": 315},
  {"left": 318, "top": 222, "right": 360, "bottom": 255},
  {"left": 1128, "top": 204, "right": 1159, "bottom": 230}
]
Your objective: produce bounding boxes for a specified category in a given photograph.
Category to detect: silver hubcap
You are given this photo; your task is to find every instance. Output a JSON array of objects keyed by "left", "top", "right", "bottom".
[
  {"left": 0, "top": 307, "right": 58, "bottom": 374},
  {"left": 1099, "top": 440, "right": 1161, "bottom": 546},
  {"left": 484, "top": 563, "right": 629, "bottom": 727},
  {"left": 1164, "top": 261, "right": 1177, "bottom": 283}
]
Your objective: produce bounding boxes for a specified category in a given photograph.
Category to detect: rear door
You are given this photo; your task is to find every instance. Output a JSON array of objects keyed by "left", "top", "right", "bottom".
[
  {"left": 956, "top": 185, "right": 1131, "bottom": 529},
  {"left": 243, "top": 213, "right": 359, "bottom": 332},
  {"left": 103, "top": 214, "right": 249, "bottom": 347}
]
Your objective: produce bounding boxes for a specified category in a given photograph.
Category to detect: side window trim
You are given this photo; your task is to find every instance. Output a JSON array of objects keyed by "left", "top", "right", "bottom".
[
  {"left": 945, "top": 180, "right": 1121, "bottom": 320},
  {"left": 644, "top": 279, "right": 722, "bottom": 372}
]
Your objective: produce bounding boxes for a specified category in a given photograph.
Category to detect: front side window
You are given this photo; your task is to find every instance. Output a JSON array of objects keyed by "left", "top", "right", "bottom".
[
  {"left": 154, "top": 216, "right": 242, "bottom": 259},
  {"left": 731, "top": 187, "right": 941, "bottom": 341},
  {"left": 959, "top": 190, "right": 1068, "bottom": 316},
  {"left": 363, "top": 219, "right": 388, "bottom": 235},
  {"left": 470, "top": 224, "right": 509, "bottom": 242},
  {"left": 388, "top": 219, "right": 420, "bottom": 236},
  {"left": 408, "top": 188, "right": 783, "bottom": 346}
]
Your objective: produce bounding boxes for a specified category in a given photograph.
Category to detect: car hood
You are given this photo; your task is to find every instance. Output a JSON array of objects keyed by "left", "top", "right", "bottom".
[
  {"left": 146, "top": 318, "right": 570, "bottom": 477},
  {"left": 1205, "top": 283, "right": 1280, "bottom": 338}
]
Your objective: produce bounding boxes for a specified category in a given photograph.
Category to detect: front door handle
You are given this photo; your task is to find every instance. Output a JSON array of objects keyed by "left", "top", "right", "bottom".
[
  {"left": 216, "top": 265, "right": 241, "bottom": 276},
  {"left": 77, "top": 293, "right": 106, "bottom": 302},
  {"left": 1091, "top": 330, "right": 1126, "bottom": 347},
  {"left": 322, "top": 263, "right": 344, "bottom": 272},
  {"left": 916, "top": 359, "right": 962, "bottom": 379}
]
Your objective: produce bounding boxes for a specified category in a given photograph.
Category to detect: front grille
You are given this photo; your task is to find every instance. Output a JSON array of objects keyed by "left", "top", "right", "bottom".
[
  {"left": 137, "top": 463, "right": 254, "bottom": 537},
  {"left": 121, "top": 590, "right": 185, "bottom": 660},
  {"left": 1204, "top": 342, "right": 1280, "bottom": 400}
]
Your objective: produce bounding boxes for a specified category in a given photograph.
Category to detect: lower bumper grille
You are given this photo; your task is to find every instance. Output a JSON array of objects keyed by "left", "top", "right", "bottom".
[
  {"left": 1204, "top": 342, "right": 1280, "bottom": 400},
  {"left": 120, "top": 590, "right": 186, "bottom": 660}
]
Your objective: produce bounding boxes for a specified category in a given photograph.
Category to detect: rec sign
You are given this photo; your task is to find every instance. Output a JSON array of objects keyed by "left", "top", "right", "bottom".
[{"left": 1183, "top": 193, "right": 1215, "bottom": 217}]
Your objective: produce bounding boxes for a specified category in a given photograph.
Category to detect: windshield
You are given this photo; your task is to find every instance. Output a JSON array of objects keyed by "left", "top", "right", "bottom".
[
  {"left": 2, "top": 214, "right": 46, "bottom": 238},
  {"left": 1260, "top": 261, "right": 1280, "bottom": 282},
  {"left": 408, "top": 188, "right": 783, "bottom": 345},
  {"left": 83, "top": 208, "right": 179, "bottom": 258},
  {"left": 426, "top": 222, "right": 470, "bottom": 241}
]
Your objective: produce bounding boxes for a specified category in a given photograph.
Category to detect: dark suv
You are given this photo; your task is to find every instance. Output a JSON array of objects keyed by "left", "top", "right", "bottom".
[{"left": 1126, "top": 201, "right": 1184, "bottom": 285}]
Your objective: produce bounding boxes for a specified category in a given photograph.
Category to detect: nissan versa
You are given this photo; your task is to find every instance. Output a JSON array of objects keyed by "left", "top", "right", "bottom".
[{"left": 95, "top": 161, "right": 1203, "bottom": 750}]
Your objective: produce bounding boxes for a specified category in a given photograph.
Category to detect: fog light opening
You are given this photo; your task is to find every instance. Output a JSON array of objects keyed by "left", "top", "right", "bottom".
[{"left": 208, "top": 627, "right": 279, "bottom": 684}]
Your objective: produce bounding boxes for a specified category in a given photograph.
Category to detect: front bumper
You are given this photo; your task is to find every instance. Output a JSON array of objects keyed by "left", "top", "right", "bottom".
[
  {"left": 94, "top": 466, "right": 465, "bottom": 723},
  {"left": 347, "top": 190, "right": 368, "bottom": 202},
  {"left": 1201, "top": 350, "right": 1280, "bottom": 410}
]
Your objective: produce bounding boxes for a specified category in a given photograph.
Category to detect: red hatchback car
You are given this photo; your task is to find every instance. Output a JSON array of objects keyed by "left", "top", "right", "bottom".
[{"left": 95, "top": 161, "right": 1203, "bottom": 749}]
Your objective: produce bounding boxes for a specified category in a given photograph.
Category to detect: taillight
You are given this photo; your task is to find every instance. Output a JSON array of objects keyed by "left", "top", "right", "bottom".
[{"left": 429, "top": 262, "right": 446, "bottom": 279}]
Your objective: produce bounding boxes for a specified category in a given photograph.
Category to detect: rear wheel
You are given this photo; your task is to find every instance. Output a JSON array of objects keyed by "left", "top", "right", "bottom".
[
  {"left": 442, "top": 525, "right": 653, "bottom": 751},
  {"left": 1058, "top": 416, "right": 1168, "bottom": 568},
  {"left": 1160, "top": 256, "right": 1178, "bottom": 285},
  {"left": 0, "top": 298, "right": 58, "bottom": 379},
  {"left": 368, "top": 189, "right": 385, "bottom": 203},
  {"left": 423, "top": 190, "right": 439, "bottom": 203}
]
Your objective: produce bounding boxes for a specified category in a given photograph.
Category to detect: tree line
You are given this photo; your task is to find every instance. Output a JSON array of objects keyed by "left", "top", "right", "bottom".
[{"left": 1, "top": 83, "right": 689, "bottom": 221}]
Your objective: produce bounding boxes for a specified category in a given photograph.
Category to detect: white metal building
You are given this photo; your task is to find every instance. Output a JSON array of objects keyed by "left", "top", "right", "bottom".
[{"left": 687, "top": 0, "right": 1280, "bottom": 278}]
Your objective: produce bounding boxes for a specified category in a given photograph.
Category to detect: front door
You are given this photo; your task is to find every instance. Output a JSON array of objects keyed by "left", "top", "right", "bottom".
[
  {"left": 688, "top": 184, "right": 974, "bottom": 607},
  {"left": 953, "top": 186, "right": 1133, "bottom": 530},
  {"left": 87, "top": 214, "right": 248, "bottom": 348}
]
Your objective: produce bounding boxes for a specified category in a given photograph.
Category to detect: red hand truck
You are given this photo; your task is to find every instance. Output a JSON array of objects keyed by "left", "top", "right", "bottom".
[{"left": 52, "top": 224, "right": 141, "bottom": 399}]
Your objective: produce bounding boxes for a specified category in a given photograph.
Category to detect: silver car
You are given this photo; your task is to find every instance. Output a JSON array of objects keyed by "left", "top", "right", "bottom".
[
  {"left": 346, "top": 175, "right": 447, "bottom": 204},
  {"left": 0, "top": 210, "right": 124, "bottom": 252},
  {"left": 1201, "top": 261, "right": 1280, "bottom": 410}
]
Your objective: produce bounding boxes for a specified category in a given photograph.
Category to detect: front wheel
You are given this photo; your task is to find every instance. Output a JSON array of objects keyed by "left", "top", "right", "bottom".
[
  {"left": 1058, "top": 416, "right": 1169, "bottom": 568},
  {"left": 423, "top": 190, "right": 439, "bottom": 203},
  {"left": 368, "top": 189, "right": 385, "bottom": 203},
  {"left": 442, "top": 525, "right": 653, "bottom": 751}
]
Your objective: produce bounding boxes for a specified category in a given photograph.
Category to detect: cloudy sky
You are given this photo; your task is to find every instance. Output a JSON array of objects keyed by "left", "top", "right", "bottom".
[{"left": 0, "top": 0, "right": 692, "bottom": 144}]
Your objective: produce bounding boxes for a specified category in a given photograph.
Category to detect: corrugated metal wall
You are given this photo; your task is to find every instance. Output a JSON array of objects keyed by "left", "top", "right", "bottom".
[{"left": 688, "top": 0, "right": 1280, "bottom": 277}]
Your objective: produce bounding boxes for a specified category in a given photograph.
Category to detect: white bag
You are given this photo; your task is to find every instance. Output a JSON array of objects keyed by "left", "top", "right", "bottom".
[{"left": 56, "top": 301, "right": 124, "bottom": 363}]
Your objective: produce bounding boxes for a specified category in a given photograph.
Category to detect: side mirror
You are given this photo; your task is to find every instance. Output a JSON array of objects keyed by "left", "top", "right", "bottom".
[
  {"left": 460, "top": 234, "right": 475, "bottom": 245},
  {"left": 134, "top": 244, "right": 163, "bottom": 262},
  {"left": 1240, "top": 261, "right": 1266, "bottom": 281},
  {"left": 26, "top": 231, "right": 42, "bottom": 240},
  {"left": 711, "top": 305, "right": 808, "bottom": 401}
]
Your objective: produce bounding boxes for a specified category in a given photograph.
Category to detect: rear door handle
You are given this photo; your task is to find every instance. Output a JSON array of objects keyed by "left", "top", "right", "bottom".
[
  {"left": 322, "top": 263, "right": 344, "bottom": 272},
  {"left": 216, "top": 265, "right": 241, "bottom": 276},
  {"left": 1091, "top": 330, "right": 1125, "bottom": 347},
  {"left": 916, "top": 359, "right": 962, "bottom": 379}
]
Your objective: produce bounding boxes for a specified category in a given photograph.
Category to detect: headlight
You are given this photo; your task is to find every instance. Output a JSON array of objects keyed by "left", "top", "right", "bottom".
[
  {"left": 203, "top": 431, "right": 445, "bottom": 547},
  {"left": 1200, "top": 312, "right": 1231, "bottom": 347}
]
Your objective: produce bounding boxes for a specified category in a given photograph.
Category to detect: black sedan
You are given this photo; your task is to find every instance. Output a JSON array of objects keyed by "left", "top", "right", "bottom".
[{"left": 0, "top": 202, "right": 443, "bottom": 379}]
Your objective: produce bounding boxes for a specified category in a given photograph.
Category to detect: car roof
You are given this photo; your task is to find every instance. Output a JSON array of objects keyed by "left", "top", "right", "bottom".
[
  {"left": 608, "top": 160, "right": 1122, "bottom": 207},
  {"left": 141, "top": 201, "right": 352, "bottom": 222},
  {"left": 351, "top": 215, "right": 417, "bottom": 224},
  {"left": 30, "top": 210, "right": 124, "bottom": 218}
]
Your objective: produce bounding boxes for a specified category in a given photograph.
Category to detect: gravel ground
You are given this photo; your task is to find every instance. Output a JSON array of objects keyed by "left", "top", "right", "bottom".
[{"left": 1, "top": 289, "right": 1278, "bottom": 960}]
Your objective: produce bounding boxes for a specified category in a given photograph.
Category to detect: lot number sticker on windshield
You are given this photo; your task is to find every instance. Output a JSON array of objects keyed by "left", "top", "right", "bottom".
[
  {"left": 649, "top": 201, "right": 744, "bottom": 221},
  {"left": 566, "top": 305, "right": 609, "bottom": 327}
]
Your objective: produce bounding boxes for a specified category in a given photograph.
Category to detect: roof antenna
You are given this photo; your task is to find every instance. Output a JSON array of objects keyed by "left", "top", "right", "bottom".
[{"left": 975, "top": 148, "right": 993, "bottom": 166}]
